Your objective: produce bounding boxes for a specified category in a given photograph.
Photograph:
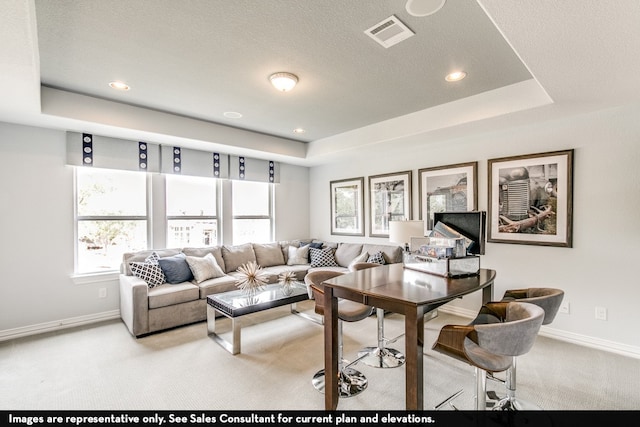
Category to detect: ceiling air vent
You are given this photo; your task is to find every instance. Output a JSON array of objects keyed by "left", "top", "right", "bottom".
[{"left": 365, "top": 15, "right": 415, "bottom": 48}]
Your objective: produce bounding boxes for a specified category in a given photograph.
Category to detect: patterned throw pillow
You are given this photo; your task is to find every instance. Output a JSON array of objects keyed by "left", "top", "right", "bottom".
[
  {"left": 367, "top": 251, "right": 386, "bottom": 265},
  {"left": 310, "top": 247, "right": 339, "bottom": 268},
  {"left": 130, "top": 252, "right": 166, "bottom": 288}
]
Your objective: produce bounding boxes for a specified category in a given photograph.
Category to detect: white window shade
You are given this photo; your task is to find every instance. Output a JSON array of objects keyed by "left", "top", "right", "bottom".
[
  {"left": 160, "top": 146, "right": 229, "bottom": 179},
  {"left": 229, "top": 156, "right": 279, "bottom": 183},
  {"left": 66, "top": 132, "right": 160, "bottom": 172}
]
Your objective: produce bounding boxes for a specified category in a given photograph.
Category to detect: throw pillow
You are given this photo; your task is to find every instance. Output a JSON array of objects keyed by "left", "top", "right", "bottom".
[
  {"left": 129, "top": 252, "right": 166, "bottom": 288},
  {"left": 347, "top": 252, "right": 369, "bottom": 270},
  {"left": 300, "top": 241, "right": 323, "bottom": 262},
  {"left": 158, "top": 252, "right": 194, "bottom": 284},
  {"left": 310, "top": 247, "right": 339, "bottom": 268},
  {"left": 287, "top": 245, "right": 310, "bottom": 265},
  {"left": 367, "top": 251, "right": 386, "bottom": 265},
  {"left": 186, "top": 253, "right": 226, "bottom": 284},
  {"left": 253, "top": 242, "right": 285, "bottom": 267}
]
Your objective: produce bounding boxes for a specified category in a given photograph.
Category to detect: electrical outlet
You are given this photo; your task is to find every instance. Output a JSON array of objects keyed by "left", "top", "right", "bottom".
[
  {"left": 559, "top": 301, "right": 570, "bottom": 314},
  {"left": 98, "top": 288, "right": 107, "bottom": 298},
  {"left": 595, "top": 306, "right": 607, "bottom": 321}
]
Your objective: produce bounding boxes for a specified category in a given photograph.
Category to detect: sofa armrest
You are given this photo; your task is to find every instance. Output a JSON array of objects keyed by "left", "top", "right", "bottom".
[{"left": 119, "top": 274, "right": 150, "bottom": 337}]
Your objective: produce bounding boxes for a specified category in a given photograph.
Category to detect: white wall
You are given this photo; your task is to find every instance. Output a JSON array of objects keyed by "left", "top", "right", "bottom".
[
  {"left": 310, "top": 104, "right": 640, "bottom": 356},
  {"left": 0, "top": 121, "right": 310, "bottom": 336}
]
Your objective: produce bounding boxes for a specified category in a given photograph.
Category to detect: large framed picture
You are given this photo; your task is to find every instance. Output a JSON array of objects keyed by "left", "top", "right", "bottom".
[
  {"left": 418, "top": 162, "right": 478, "bottom": 234},
  {"left": 368, "top": 170, "right": 412, "bottom": 237},
  {"left": 488, "top": 149, "right": 574, "bottom": 247},
  {"left": 330, "top": 177, "right": 365, "bottom": 236}
]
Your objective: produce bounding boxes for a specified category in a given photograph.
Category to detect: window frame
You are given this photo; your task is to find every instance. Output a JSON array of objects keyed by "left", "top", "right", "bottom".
[
  {"left": 165, "top": 174, "right": 222, "bottom": 248},
  {"left": 231, "top": 181, "right": 275, "bottom": 244},
  {"left": 73, "top": 167, "right": 152, "bottom": 275}
]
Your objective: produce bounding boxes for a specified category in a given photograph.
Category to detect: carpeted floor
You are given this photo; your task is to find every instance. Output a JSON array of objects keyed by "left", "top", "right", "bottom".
[{"left": 1, "top": 301, "right": 639, "bottom": 411}]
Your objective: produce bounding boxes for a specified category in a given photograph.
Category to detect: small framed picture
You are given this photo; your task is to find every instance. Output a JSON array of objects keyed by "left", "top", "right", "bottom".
[
  {"left": 368, "top": 170, "right": 412, "bottom": 237},
  {"left": 488, "top": 149, "right": 574, "bottom": 247},
  {"left": 418, "top": 162, "right": 478, "bottom": 234},
  {"left": 330, "top": 177, "right": 365, "bottom": 236}
]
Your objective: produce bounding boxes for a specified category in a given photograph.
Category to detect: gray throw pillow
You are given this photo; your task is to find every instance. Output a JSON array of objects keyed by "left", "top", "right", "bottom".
[{"left": 158, "top": 252, "right": 194, "bottom": 284}]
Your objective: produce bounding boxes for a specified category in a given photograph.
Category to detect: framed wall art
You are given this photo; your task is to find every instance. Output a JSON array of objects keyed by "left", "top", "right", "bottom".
[
  {"left": 487, "top": 149, "right": 574, "bottom": 247},
  {"left": 418, "top": 162, "right": 478, "bottom": 234},
  {"left": 330, "top": 177, "right": 365, "bottom": 236},
  {"left": 368, "top": 170, "right": 412, "bottom": 237}
]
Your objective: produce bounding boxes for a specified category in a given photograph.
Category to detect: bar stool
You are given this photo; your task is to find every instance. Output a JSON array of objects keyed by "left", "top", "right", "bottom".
[
  {"left": 432, "top": 301, "right": 545, "bottom": 410},
  {"left": 489, "top": 287, "right": 564, "bottom": 410},
  {"left": 305, "top": 270, "right": 375, "bottom": 397},
  {"left": 350, "top": 262, "right": 406, "bottom": 368}
]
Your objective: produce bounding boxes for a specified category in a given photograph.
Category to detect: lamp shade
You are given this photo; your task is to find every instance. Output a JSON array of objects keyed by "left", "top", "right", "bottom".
[{"left": 389, "top": 220, "right": 424, "bottom": 250}]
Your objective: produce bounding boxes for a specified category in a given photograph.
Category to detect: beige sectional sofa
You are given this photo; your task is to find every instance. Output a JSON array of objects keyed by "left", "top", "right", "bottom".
[{"left": 119, "top": 239, "right": 403, "bottom": 337}]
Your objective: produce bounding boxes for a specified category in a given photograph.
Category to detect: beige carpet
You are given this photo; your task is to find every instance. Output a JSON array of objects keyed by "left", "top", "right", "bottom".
[{"left": 1, "top": 301, "right": 639, "bottom": 411}]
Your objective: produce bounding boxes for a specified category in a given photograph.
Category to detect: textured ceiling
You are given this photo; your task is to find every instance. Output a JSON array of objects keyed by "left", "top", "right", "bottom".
[
  {"left": 33, "top": 0, "right": 531, "bottom": 142},
  {"left": 2, "top": 1, "right": 640, "bottom": 166}
]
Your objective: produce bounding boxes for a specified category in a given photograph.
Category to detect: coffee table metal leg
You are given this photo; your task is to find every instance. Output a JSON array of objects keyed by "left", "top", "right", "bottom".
[
  {"left": 207, "top": 305, "right": 241, "bottom": 355},
  {"left": 290, "top": 302, "right": 323, "bottom": 325}
]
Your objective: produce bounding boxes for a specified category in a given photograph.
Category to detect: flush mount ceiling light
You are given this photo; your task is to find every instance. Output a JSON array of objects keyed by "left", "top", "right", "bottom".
[
  {"left": 223, "top": 111, "right": 243, "bottom": 119},
  {"left": 108, "top": 81, "right": 130, "bottom": 91},
  {"left": 293, "top": 128, "right": 306, "bottom": 134},
  {"left": 269, "top": 72, "right": 298, "bottom": 92},
  {"left": 445, "top": 71, "right": 467, "bottom": 82},
  {"left": 406, "top": 0, "right": 446, "bottom": 17}
]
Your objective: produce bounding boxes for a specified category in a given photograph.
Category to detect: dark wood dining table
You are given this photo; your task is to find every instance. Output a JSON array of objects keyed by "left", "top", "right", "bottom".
[{"left": 322, "top": 263, "right": 496, "bottom": 410}]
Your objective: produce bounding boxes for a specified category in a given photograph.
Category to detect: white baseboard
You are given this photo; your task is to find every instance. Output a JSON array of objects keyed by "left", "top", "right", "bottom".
[
  {"left": 438, "top": 306, "right": 640, "bottom": 360},
  {"left": 3, "top": 307, "right": 640, "bottom": 360},
  {"left": 0, "top": 310, "right": 121, "bottom": 342}
]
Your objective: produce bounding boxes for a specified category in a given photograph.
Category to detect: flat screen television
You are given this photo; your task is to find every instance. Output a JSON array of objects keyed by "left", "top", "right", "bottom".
[{"left": 433, "top": 211, "right": 486, "bottom": 255}]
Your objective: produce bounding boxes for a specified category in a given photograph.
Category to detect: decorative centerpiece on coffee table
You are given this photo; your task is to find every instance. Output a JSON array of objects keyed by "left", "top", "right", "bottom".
[
  {"left": 278, "top": 270, "right": 297, "bottom": 296},
  {"left": 235, "top": 261, "right": 268, "bottom": 298}
]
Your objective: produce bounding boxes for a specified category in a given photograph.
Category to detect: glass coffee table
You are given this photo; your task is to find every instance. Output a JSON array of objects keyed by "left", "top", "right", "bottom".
[{"left": 206, "top": 282, "right": 315, "bottom": 354}]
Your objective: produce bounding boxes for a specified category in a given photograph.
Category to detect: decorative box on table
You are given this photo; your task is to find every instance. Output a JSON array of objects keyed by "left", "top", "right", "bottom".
[{"left": 403, "top": 254, "right": 480, "bottom": 278}]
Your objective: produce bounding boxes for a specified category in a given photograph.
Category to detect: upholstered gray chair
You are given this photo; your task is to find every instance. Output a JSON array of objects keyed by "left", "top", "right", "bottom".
[
  {"left": 349, "top": 262, "right": 405, "bottom": 368},
  {"left": 432, "top": 301, "right": 545, "bottom": 410},
  {"left": 305, "top": 270, "right": 375, "bottom": 397},
  {"left": 488, "top": 287, "right": 565, "bottom": 410}
]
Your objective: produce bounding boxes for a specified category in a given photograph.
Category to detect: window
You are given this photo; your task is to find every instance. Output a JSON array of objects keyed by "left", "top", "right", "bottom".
[
  {"left": 75, "top": 168, "right": 148, "bottom": 274},
  {"left": 166, "top": 175, "right": 219, "bottom": 247},
  {"left": 232, "top": 181, "right": 273, "bottom": 244}
]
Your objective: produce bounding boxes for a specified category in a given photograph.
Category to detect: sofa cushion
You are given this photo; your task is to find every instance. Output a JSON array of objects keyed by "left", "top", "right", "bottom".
[
  {"left": 287, "top": 245, "right": 309, "bottom": 265},
  {"left": 300, "top": 241, "right": 323, "bottom": 262},
  {"left": 182, "top": 246, "right": 226, "bottom": 273},
  {"left": 158, "top": 252, "right": 194, "bottom": 284},
  {"left": 197, "top": 275, "right": 239, "bottom": 299},
  {"left": 310, "top": 247, "right": 339, "bottom": 268},
  {"left": 186, "top": 253, "right": 225, "bottom": 283},
  {"left": 148, "top": 282, "right": 199, "bottom": 309},
  {"left": 130, "top": 252, "right": 166, "bottom": 288},
  {"left": 221, "top": 243, "right": 257, "bottom": 273},
  {"left": 334, "top": 243, "right": 364, "bottom": 267},
  {"left": 367, "top": 251, "right": 386, "bottom": 265},
  {"left": 122, "top": 248, "right": 182, "bottom": 276},
  {"left": 347, "top": 252, "right": 369, "bottom": 270},
  {"left": 253, "top": 242, "right": 285, "bottom": 267},
  {"left": 362, "top": 244, "right": 403, "bottom": 264}
]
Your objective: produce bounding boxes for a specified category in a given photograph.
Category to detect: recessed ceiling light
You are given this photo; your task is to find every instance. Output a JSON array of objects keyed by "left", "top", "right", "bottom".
[
  {"left": 108, "top": 81, "right": 130, "bottom": 91},
  {"left": 293, "top": 128, "right": 306, "bottom": 134},
  {"left": 223, "top": 111, "right": 243, "bottom": 119},
  {"left": 445, "top": 71, "right": 467, "bottom": 82}
]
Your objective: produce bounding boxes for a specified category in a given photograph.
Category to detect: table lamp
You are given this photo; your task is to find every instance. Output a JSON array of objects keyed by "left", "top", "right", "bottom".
[{"left": 389, "top": 220, "right": 424, "bottom": 252}]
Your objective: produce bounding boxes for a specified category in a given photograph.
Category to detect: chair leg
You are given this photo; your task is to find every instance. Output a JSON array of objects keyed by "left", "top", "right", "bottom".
[
  {"left": 492, "top": 356, "right": 542, "bottom": 410},
  {"left": 312, "top": 320, "right": 368, "bottom": 397},
  {"left": 357, "top": 308, "right": 405, "bottom": 368}
]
